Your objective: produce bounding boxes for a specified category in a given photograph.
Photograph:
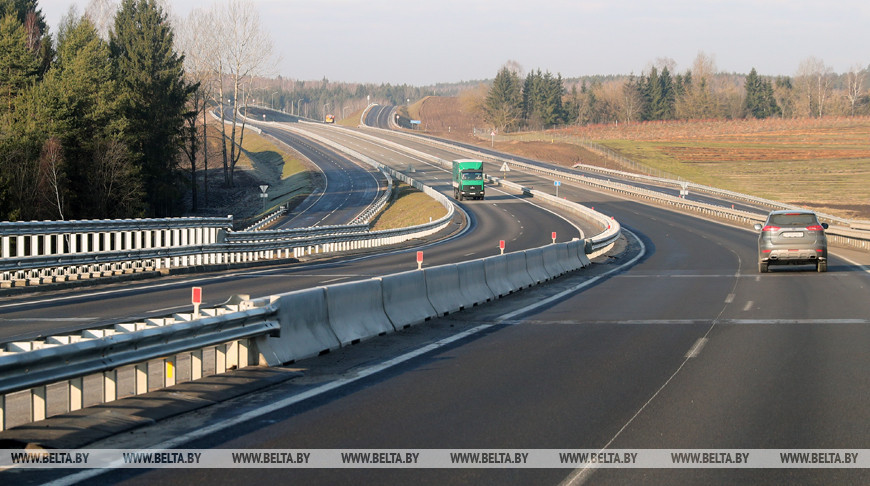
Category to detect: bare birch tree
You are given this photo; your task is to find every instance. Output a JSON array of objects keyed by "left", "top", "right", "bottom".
[
  {"left": 207, "top": 0, "right": 274, "bottom": 187},
  {"left": 84, "top": 0, "right": 117, "bottom": 40},
  {"left": 177, "top": 8, "right": 216, "bottom": 210},
  {"left": 845, "top": 64, "right": 866, "bottom": 116},
  {"left": 796, "top": 57, "right": 833, "bottom": 118},
  {"left": 37, "top": 137, "right": 66, "bottom": 220}
]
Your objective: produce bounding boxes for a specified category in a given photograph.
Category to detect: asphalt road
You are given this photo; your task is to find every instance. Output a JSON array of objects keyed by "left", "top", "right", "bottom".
[
  {"left": 0, "top": 126, "right": 587, "bottom": 343},
  {"left": 4, "top": 120, "right": 869, "bottom": 485}
]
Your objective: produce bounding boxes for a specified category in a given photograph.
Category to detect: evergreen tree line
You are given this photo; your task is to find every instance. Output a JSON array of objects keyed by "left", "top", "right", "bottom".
[
  {"left": 484, "top": 67, "right": 569, "bottom": 132},
  {"left": 248, "top": 77, "right": 430, "bottom": 121},
  {"left": 0, "top": 0, "right": 193, "bottom": 221},
  {"left": 486, "top": 59, "right": 870, "bottom": 131}
]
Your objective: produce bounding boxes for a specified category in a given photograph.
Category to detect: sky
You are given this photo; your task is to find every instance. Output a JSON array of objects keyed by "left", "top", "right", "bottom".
[{"left": 37, "top": 0, "right": 870, "bottom": 86}]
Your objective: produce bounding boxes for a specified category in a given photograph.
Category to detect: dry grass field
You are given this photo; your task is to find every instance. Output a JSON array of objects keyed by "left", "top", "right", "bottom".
[
  {"left": 571, "top": 117, "right": 870, "bottom": 219},
  {"left": 413, "top": 97, "right": 870, "bottom": 220}
]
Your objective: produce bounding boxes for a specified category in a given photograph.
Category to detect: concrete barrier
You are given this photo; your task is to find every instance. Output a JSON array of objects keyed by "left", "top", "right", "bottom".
[
  {"left": 325, "top": 279, "right": 394, "bottom": 345},
  {"left": 504, "top": 251, "right": 535, "bottom": 290},
  {"left": 456, "top": 259, "right": 494, "bottom": 306},
  {"left": 483, "top": 255, "right": 514, "bottom": 297},
  {"left": 523, "top": 248, "right": 550, "bottom": 284},
  {"left": 568, "top": 239, "right": 592, "bottom": 267},
  {"left": 254, "top": 287, "right": 338, "bottom": 366},
  {"left": 424, "top": 264, "right": 465, "bottom": 315},
  {"left": 379, "top": 270, "right": 437, "bottom": 328},
  {"left": 541, "top": 245, "right": 566, "bottom": 278},
  {"left": 555, "top": 243, "right": 578, "bottom": 272}
]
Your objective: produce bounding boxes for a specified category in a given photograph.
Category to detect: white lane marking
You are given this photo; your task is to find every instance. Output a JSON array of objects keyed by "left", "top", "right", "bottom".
[
  {"left": 685, "top": 337, "right": 708, "bottom": 358},
  {"left": 45, "top": 229, "right": 647, "bottom": 486},
  {"left": 151, "top": 305, "right": 190, "bottom": 314},
  {"left": 504, "top": 318, "right": 870, "bottom": 325},
  {"left": 724, "top": 293, "right": 735, "bottom": 303},
  {"left": 42, "top": 324, "right": 493, "bottom": 485},
  {"left": 496, "top": 228, "right": 645, "bottom": 323},
  {"left": 743, "top": 301, "right": 753, "bottom": 311}
]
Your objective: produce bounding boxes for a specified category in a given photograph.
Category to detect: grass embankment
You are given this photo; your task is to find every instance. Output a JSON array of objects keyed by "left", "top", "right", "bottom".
[
  {"left": 207, "top": 123, "right": 315, "bottom": 216},
  {"left": 207, "top": 123, "right": 448, "bottom": 229},
  {"left": 371, "top": 183, "right": 447, "bottom": 231},
  {"left": 560, "top": 117, "right": 870, "bottom": 220}
]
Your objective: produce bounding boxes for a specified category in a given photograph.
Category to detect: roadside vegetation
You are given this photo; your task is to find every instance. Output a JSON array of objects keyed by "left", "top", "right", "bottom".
[
  {"left": 193, "top": 123, "right": 315, "bottom": 223},
  {"left": 371, "top": 183, "right": 448, "bottom": 231}
]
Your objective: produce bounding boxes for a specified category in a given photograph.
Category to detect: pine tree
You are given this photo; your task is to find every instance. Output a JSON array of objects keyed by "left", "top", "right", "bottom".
[
  {"left": 110, "top": 0, "right": 194, "bottom": 217},
  {"left": 744, "top": 67, "right": 781, "bottom": 119},
  {"left": 0, "top": 13, "right": 40, "bottom": 118},
  {"left": 485, "top": 66, "right": 522, "bottom": 132},
  {"left": 642, "top": 67, "right": 661, "bottom": 121},
  {"left": 658, "top": 66, "right": 676, "bottom": 120},
  {"left": 40, "top": 14, "right": 143, "bottom": 218}
]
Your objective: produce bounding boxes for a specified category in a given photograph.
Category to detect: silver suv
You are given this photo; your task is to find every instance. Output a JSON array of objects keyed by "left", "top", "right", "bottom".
[{"left": 754, "top": 210, "right": 828, "bottom": 273}]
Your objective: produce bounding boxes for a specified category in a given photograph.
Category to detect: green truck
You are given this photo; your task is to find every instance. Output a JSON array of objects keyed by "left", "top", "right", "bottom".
[{"left": 452, "top": 159, "right": 485, "bottom": 200}]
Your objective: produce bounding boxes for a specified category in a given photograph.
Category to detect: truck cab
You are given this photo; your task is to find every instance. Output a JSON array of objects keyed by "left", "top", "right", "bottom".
[{"left": 452, "top": 159, "right": 485, "bottom": 201}]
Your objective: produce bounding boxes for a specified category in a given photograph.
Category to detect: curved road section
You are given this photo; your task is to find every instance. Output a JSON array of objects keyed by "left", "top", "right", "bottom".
[
  {"left": 4, "top": 110, "right": 869, "bottom": 486},
  {"left": 244, "top": 107, "right": 386, "bottom": 228}
]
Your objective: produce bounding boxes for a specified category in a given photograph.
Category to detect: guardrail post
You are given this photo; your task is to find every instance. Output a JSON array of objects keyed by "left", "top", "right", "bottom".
[
  {"left": 32, "top": 386, "right": 47, "bottom": 422},
  {"left": 239, "top": 339, "right": 250, "bottom": 368},
  {"left": 216, "top": 344, "right": 227, "bottom": 374},
  {"left": 104, "top": 369, "right": 117, "bottom": 403},
  {"left": 191, "top": 349, "right": 203, "bottom": 380},
  {"left": 227, "top": 341, "right": 239, "bottom": 370},
  {"left": 135, "top": 363, "right": 148, "bottom": 394},
  {"left": 164, "top": 356, "right": 176, "bottom": 387},
  {"left": 69, "top": 377, "right": 83, "bottom": 411}
]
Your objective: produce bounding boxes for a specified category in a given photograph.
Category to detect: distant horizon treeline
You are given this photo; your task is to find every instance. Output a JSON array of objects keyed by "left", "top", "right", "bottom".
[{"left": 483, "top": 54, "right": 870, "bottom": 132}]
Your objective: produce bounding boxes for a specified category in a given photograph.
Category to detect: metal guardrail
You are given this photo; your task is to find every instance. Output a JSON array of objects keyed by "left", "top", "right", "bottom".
[
  {"left": 243, "top": 207, "right": 287, "bottom": 231},
  {"left": 0, "top": 132, "right": 455, "bottom": 287},
  {"left": 0, "top": 307, "right": 279, "bottom": 398},
  {"left": 374, "top": 126, "right": 870, "bottom": 252},
  {"left": 0, "top": 121, "right": 622, "bottom": 432},
  {"left": 236, "top": 110, "right": 397, "bottom": 226}
]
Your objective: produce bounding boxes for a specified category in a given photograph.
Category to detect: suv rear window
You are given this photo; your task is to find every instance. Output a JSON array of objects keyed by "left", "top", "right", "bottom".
[{"left": 769, "top": 213, "right": 817, "bottom": 226}]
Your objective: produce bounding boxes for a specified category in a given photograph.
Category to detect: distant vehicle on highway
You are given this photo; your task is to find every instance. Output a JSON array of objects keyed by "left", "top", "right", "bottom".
[
  {"left": 754, "top": 210, "right": 828, "bottom": 272},
  {"left": 452, "top": 159, "right": 485, "bottom": 201},
  {"left": 325, "top": 114, "right": 335, "bottom": 123}
]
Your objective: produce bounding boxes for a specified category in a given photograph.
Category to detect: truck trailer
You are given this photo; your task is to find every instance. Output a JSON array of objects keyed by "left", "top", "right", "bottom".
[{"left": 452, "top": 159, "right": 485, "bottom": 201}]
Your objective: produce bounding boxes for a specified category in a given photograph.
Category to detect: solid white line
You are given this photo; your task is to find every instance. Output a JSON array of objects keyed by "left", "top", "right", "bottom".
[
  {"left": 685, "top": 337, "right": 709, "bottom": 358},
  {"left": 44, "top": 228, "right": 646, "bottom": 486},
  {"left": 496, "top": 229, "right": 645, "bottom": 323},
  {"left": 43, "top": 324, "right": 493, "bottom": 485}
]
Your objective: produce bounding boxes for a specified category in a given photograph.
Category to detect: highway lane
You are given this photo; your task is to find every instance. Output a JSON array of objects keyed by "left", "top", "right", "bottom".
[
  {"left": 4, "top": 116, "right": 870, "bottom": 485},
  {"left": 0, "top": 129, "right": 588, "bottom": 343},
  {"left": 61, "top": 171, "right": 870, "bottom": 486},
  {"left": 244, "top": 108, "right": 383, "bottom": 228},
  {"left": 357, "top": 110, "right": 775, "bottom": 215},
  {"left": 364, "top": 104, "right": 394, "bottom": 129},
  {"left": 264, "top": 128, "right": 381, "bottom": 228}
]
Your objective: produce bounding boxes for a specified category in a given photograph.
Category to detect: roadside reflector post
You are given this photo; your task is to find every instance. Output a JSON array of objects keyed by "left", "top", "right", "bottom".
[
  {"left": 499, "top": 240, "right": 505, "bottom": 255},
  {"left": 552, "top": 232, "right": 557, "bottom": 244},
  {"left": 417, "top": 251, "right": 423, "bottom": 270},
  {"left": 192, "top": 286, "right": 202, "bottom": 318}
]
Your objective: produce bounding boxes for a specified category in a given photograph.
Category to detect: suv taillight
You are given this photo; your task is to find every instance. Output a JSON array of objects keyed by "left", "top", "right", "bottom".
[
  {"left": 761, "top": 225, "right": 780, "bottom": 232},
  {"left": 806, "top": 225, "right": 824, "bottom": 231}
]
